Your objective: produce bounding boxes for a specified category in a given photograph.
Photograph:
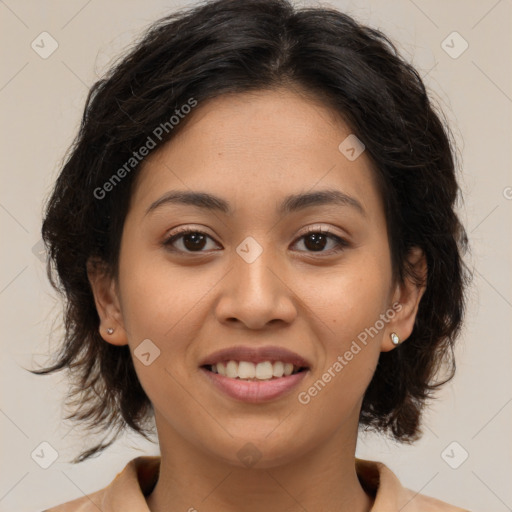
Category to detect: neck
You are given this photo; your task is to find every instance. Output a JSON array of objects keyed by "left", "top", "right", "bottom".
[{"left": 146, "top": 414, "right": 374, "bottom": 512}]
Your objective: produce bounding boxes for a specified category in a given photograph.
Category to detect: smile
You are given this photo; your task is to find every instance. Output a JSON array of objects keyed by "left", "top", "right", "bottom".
[{"left": 200, "top": 363, "right": 309, "bottom": 403}]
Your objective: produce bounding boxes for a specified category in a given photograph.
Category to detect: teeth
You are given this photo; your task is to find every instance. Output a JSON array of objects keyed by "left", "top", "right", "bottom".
[
  {"left": 226, "top": 360, "right": 238, "bottom": 379},
  {"left": 272, "top": 361, "right": 284, "bottom": 378},
  {"left": 256, "top": 361, "right": 273, "bottom": 380},
  {"left": 216, "top": 362, "right": 226, "bottom": 376},
  {"left": 238, "top": 361, "right": 256, "bottom": 379},
  {"left": 209, "top": 360, "right": 303, "bottom": 381}
]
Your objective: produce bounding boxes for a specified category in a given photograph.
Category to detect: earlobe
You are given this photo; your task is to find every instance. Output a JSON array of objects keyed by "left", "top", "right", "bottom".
[
  {"left": 86, "top": 258, "right": 128, "bottom": 346},
  {"left": 381, "top": 247, "right": 427, "bottom": 352}
]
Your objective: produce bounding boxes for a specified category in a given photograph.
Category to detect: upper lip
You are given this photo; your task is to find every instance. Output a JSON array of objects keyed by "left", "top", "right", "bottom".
[{"left": 199, "top": 346, "right": 311, "bottom": 368}]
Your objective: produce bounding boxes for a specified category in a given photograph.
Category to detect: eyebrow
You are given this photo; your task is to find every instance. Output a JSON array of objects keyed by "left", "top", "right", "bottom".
[{"left": 145, "top": 188, "right": 366, "bottom": 217}]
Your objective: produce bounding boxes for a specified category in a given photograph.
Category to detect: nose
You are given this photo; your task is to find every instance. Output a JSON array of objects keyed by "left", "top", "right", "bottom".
[{"left": 213, "top": 243, "right": 298, "bottom": 330}]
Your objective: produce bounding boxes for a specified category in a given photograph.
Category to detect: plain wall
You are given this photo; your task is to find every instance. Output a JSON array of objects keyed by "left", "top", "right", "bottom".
[{"left": 0, "top": 1, "right": 511, "bottom": 511}]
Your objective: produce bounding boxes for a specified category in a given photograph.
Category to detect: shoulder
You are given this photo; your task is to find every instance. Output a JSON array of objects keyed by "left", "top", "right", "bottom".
[
  {"left": 43, "top": 487, "right": 105, "bottom": 511},
  {"left": 356, "top": 458, "right": 471, "bottom": 511},
  {"left": 399, "top": 486, "right": 471, "bottom": 511},
  {"left": 42, "top": 456, "right": 160, "bottom": 512}
]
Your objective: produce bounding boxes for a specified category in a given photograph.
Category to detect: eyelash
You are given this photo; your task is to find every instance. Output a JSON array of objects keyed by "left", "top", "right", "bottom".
[{"left": 162, "top": 226, "right": 349, "bottom": 255}]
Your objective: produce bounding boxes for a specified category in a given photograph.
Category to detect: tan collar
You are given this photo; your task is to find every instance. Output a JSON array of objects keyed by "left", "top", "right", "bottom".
[{"left": 48, "top": 455, "right": 469, "bottom": 511}]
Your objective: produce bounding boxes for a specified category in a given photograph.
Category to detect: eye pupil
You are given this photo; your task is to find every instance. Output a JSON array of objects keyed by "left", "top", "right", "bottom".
[
  {"left": 305, "top": 233, "right": 327, "bottom": 251},
  {"left": 183, "top": 233, "right": 206, "bottom": 251}
]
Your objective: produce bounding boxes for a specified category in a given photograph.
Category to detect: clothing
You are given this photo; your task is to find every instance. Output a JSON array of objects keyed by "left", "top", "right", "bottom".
[{"left": 44, "top": 455, "right": 470, "bottom": 511}]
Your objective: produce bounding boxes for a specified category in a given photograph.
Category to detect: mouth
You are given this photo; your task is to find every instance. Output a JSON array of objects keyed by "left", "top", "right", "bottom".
[
  {"left": 201, "top": 360, "right": 308, "bottom": 381},
  {"left": 198, "top": 346, "right": 311, "bottom": 403}
]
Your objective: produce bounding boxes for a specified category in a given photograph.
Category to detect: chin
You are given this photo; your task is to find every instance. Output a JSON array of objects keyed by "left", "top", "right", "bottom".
[{"left": 204, "top": 431, "right": 313, "bottom": 470}]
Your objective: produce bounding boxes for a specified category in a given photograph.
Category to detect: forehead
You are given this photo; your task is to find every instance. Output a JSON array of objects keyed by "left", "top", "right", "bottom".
[
  {"left": 166, "top": 87, "right": 351, "bottom": 162},
  {"left": 130, "top": 88, "right": 384, "bottom": 222}
]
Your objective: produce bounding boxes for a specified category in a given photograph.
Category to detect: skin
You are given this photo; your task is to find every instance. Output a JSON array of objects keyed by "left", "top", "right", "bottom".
[{"left": 88, "top": 87, "right": 426, "bottom": 512}]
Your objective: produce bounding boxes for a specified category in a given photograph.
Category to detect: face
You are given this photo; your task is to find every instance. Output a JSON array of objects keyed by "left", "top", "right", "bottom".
[{"left": 90, "top": 87, "right": 424, "bottom": 469}]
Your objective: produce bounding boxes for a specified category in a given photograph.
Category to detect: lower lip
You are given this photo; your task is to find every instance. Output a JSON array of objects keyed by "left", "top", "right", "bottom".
[{"left": 200, "top": 367, "right": 308, "bottom": 403}]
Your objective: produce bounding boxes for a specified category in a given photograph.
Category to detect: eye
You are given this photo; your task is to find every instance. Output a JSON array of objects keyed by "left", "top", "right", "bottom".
[
  {"left": 292, "top": 227, "right": 349, "bottom": 254},
  {"left": 162, "top": 226, "right": 349, "bottom": 255},
  {"left": 162, "top": 228, "right": 220, "bottom": 253}
]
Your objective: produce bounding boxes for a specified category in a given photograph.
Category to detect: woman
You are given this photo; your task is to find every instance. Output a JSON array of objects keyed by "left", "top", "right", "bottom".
[{"left": 34, "top": 0, "right": 471, "bottom": 510}]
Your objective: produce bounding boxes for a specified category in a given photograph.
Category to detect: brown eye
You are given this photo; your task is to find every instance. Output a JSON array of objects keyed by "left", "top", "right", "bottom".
[
  {"left": 303, "top": 232, "right": 328, "bottom": 251},
  {"left": 293, "top": 229, "right": 349, "bottom": 254},
  {"left": 181, "top": 232, "right": 207, "bottom": 251},
  {"left": 163, "top": 229, "right": 219, "bottom": 253}
]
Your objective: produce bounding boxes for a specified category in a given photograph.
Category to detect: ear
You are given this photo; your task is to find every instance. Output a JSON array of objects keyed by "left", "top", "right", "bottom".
[
  {"left": 86, "top": 257, "right": 128, "bottom": 346},
  {"left": 381, "top": 246, "right": 427, "bottom": 352}
]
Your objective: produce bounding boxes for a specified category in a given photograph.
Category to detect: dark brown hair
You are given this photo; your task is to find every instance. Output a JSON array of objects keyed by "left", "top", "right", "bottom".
[{"left": 32, "top": 0, "right": 471, "bottom": 462}]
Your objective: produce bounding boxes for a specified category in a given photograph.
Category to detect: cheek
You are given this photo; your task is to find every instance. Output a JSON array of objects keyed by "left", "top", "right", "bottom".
[
  {"left": 116, "top": 247, "right": 227, "bottom": 402},
  {"left": 295, "top": 250, "right": 392, "bottom": 339},
  {"left": 117, "top": 245, "right": 212, "bottom": 342},
  {"left": 115, "top": 253, "right": 206, "bottom": 428},
  {"left": 292, "top": 252, "right": 390, "bottom": 404},
  {"left": 293, "top": 277, "right": 386, "bottom": 434}
]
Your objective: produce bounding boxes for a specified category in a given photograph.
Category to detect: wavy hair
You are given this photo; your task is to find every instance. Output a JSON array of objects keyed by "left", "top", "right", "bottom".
[{"left": 32, "top": 0, "right": 471, "bottom": 462}]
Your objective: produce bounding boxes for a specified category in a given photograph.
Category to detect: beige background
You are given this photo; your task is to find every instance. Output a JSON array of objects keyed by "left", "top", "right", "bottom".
[{"left": 1, "top": 1, "right": 511, "bottom": 511}]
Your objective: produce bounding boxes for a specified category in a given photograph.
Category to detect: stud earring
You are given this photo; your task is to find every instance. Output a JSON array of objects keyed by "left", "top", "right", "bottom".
[
  {"left": 390, "top": 332, "right": 400, "bottom": 345},
  {"left": 106, "top": 327, "right": 115, "bottom": 335}
]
